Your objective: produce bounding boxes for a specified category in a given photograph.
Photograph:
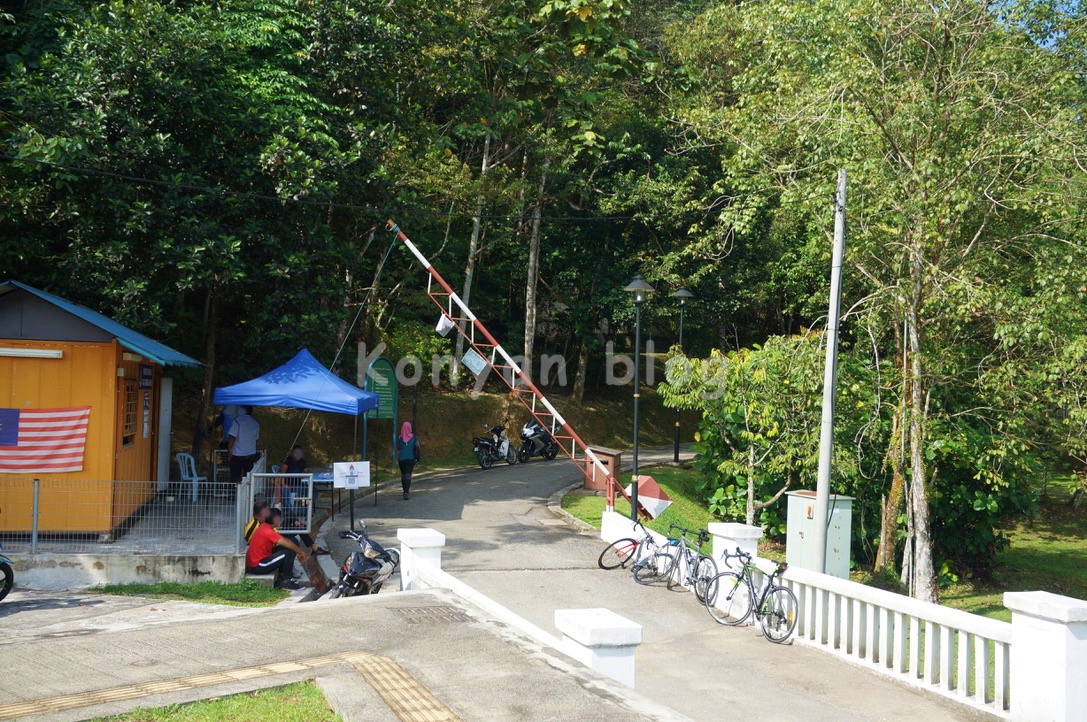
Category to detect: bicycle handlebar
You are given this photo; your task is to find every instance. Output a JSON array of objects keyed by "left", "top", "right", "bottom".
[{"left": 668, "top": 523, "right": 712, "bottom": 545}]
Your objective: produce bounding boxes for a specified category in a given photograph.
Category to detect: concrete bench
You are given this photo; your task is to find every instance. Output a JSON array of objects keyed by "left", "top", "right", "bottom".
[{"left": 244, "top": 573, "right": 276, "bottom": 589}]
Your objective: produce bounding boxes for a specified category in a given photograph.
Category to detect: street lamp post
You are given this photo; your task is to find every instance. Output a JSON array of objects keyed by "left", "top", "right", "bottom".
[
  {"left": 624, "top": 274, "right": 655, "bottom": 521},
  {"left": 671, "top": 287, "right": 694, "bottom": 463}
]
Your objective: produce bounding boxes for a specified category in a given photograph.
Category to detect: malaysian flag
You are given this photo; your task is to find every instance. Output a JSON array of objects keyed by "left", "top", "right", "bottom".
[{"left": 0, "top": 407, "right": 91, "bottom": 474}]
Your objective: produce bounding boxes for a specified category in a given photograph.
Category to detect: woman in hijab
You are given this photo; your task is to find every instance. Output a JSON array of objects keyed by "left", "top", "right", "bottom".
[{"left": 396, "top": 422, "right": 421, "bottom": 500}]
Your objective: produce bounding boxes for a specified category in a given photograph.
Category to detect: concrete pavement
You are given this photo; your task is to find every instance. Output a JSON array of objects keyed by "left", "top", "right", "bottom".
[
  {"left": 0, "top": 586, "right": 686, "bottom": 721},
  {"left": 326, "top": 446, "right": 985, "bottom": 722}
]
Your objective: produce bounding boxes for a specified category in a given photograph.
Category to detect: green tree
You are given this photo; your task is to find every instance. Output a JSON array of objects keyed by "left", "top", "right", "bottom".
[{"left": 673, "top": 0, "right": 1087, "bottom": 599}]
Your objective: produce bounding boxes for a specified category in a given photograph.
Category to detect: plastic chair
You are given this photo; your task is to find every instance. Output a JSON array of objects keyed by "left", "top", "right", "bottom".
[{"left": 176, "top": 452, "right": 207, "bottom": 502}]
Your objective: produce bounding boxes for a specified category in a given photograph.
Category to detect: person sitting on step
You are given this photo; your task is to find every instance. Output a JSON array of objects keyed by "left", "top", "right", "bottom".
[{"left": 245, "top": 507, "right": 308, "bottom": 590}]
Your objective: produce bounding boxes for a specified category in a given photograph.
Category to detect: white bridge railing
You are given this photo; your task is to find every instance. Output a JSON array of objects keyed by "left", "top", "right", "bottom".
[
  {"left": 698, "top": 517, "right": 1087, "bottom": 722},
  {"left": 776, "top": 564, "right": 1010, "bottom": 715}
]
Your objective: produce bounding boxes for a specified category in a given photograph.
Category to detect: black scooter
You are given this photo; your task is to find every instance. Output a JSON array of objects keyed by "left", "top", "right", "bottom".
[
  {"left": 322, "top": 522, "right": 400, "bottom": 598},
  {"left": 473, "top": 423, "right": 516, "bottom": 469},
  {"left": 518, "top": 418, "right": 558, "bottom": 463}
]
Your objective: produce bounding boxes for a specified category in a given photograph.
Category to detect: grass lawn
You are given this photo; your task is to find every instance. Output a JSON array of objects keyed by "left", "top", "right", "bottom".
[
  {"left": 90, "top": 681, "right": 339, "bottom": 721},
  {"left": 562, "top": 465, "right": 720, "bottom": 546},
  {"left": 939, "top": 476, "right": 1087, "bottom": 622},
  {"left": 92, "top": 580, "right": 289, "bottom": 607}
]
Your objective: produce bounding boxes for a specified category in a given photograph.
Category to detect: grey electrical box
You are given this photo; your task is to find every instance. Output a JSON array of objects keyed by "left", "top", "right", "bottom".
[{"left": 786, "top": 490, "right": 853, "bottom": 579}]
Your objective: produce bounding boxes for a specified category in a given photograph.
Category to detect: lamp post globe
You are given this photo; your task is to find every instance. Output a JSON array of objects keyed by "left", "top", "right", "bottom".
[
  {"left": 671, "top": 287, "right": 694, "bottom": 462},
  {"left": 623, "top": 274, "right": 655, "bottom": 521}
]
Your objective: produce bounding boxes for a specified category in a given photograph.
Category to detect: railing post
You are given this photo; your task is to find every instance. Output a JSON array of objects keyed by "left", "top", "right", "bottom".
[
  {"left": 555, "top": 608, "right": 642, "bottom": 687},
  {"left": 31, "top": 478, "right": 40, "bottom": 554},
  {"left": 397, "top": 528, "right": 446, "bottom": 591},
  {"left": 1005, "top": 591, "right": 1087, "bottom": 721},
  {"left": 708, "top": 522, "right": 763, "bottom": 572}
]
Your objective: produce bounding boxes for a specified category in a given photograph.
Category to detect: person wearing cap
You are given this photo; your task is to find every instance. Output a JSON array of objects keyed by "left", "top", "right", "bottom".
[{"left": 245, "top": 507, "right": 308, "bottom": 589}]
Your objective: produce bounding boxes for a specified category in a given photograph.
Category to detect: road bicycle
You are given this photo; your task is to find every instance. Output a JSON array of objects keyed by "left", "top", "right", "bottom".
[
  {"left": 596, "top": 520, "right": 677, "bottom": 584},
  {"left": 597, "top": 522, "right": 650, "bottom": 570},
  {"left": 598, "top": 521, "right": 671, "bottom": 583},
  {"left": 704, "top": 547, "right": 798, "bottom": 643},
  {"left": 663, "top": 523, "right": 718, "bottom": 603}
]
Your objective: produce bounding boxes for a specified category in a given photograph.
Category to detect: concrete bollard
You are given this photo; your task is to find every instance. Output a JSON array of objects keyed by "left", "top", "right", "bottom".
[
  {"left": 1005, "top": 591, "right": 1087, "bottom": 722},
  {"left": 396, "top": 528, "right": 446, "bottom": 591},
  {"left": 555, "top": 608, "right": 642, "bottom": 688},
  {"left": 709, "top": 522, "right": 763, "bottom": 572}
]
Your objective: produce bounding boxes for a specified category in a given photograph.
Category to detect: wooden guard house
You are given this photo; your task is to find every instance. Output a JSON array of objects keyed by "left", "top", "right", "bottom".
[{"left": 0, "top": 281, "right": 200, "bottom": 535}]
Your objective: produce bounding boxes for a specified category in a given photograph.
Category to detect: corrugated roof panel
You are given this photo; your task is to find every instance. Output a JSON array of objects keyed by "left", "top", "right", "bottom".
[{"left": 0, "top": 280, "right": 202, "bottom": 367}]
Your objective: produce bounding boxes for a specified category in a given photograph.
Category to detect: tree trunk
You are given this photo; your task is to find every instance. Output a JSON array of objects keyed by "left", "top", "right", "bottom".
[
  {"left": 523, "top": 161, "right": 549, "bottom": 378},
  {"left": 906, "top": 297, "right": 937, "bottom": 602},
  {"left": 193, "top": 286, "right": 220, "bottom": 461},
  {"left": 874, "top": 323, "right": 908, "bottom": 575},
  {"left": 573, "top": 337, "right": 589, "bottom": 403},
  {"left": 452, "top": 133, "right": 491, "bottom": 386}
]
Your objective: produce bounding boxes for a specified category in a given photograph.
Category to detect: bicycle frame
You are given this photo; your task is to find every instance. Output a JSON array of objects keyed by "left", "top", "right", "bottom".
[{"left": 709, "top": 547, "right": 796, "bottom": 641}]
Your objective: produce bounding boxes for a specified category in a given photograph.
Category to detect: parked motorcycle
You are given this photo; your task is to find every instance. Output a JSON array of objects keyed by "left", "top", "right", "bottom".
[
  {"left": 472, "top": 423, "right": 517, "bottom": 469},
  {"left": 518, "top": 418, "right": 558, "bottom": 463},
  {"left": 0, "top": 540, "right": 13, "bottom": 602},
  {"left": 322, "top": 522, "right": 400, "bottom": 598}
]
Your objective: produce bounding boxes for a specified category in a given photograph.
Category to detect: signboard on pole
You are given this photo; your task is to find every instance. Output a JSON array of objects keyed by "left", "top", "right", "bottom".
[
  {"left": 333, "top": 461, "right": 370, "bottom": 489},
  {"left": 366, "top": 357, "right": 397, "bottom": 420}
]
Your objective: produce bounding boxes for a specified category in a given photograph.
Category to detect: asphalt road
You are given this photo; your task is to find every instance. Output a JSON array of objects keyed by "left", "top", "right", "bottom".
[{"left": 326, "top": 447, "right": 983, "bottom": 722}]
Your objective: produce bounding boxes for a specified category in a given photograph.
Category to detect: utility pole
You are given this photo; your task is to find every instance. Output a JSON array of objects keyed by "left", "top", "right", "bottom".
[{"left": 813, "top": 169, "right": 846, "bottom": 574}]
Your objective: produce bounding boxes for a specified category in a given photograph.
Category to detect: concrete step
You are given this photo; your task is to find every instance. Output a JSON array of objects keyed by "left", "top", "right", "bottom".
[{"left": 244, "top": 573, "right": 276, "bottom": 589}]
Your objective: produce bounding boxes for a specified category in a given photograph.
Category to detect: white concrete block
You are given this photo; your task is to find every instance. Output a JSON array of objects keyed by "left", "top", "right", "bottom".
[
  {"left": 709, "top": 522, "right": 762, "bottom": 572},
  {"left": 555, "top": 608, "right": 642, "bottom": 688},
  {"left": 397, "top": 527, "right": 446, "bottom": 591},
  {"left": 555, "top": 608, "right": 643, "bottom": 647},
  {"left": 1005, "top": 591, "right": 1087, "bottom": 722}
]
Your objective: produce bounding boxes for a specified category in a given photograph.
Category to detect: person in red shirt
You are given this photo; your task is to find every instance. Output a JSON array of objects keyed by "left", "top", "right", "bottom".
[{"left": 245, "top": 507, "right": 309, "bottom": 589}]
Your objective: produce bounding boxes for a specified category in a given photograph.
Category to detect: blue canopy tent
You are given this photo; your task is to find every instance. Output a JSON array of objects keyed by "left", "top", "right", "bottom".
[
  {"left": 213, "top": 349, "right": 378, "bottom": 414},
  {"left": 213, "top": 348, "right": 379, "bottom": 521}
]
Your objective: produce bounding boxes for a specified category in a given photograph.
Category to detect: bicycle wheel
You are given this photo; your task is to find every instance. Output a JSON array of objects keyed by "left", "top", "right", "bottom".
[
  {"left": 759, "top": 586, "right": 799, "bottom": 643},
  {"left": 704, "top": 572, "right": 753, "bottom": 626},
  {"left": 692, "top": 555, "right": 718, "bottom": 604},
  {"left": 633, "top": 550, "right": 676, "bottom": 585},
  {"left": 598, "top": 538, "right": 638, "bottom": 570}
]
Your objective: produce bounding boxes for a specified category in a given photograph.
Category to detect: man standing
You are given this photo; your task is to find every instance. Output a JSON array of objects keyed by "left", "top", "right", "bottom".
[{"left": 228, "top": 405, "right": 261, "bottom": 484}]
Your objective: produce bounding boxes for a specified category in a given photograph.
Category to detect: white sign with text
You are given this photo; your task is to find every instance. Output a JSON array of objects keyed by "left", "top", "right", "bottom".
[{"left": 333, "top": 461, "right": 370, "bottom": 489}]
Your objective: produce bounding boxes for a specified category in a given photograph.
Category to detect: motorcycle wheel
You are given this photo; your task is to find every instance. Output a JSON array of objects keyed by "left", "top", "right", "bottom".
[
  {"left": 477, "top": 449, "right": 493, "bottom": 470},
  {"left": 0, "top": 563, "right": 12, "bottom": 602},
  {"left": 506, "top": 446, "right": 518, "bottom": 465},
  {"left": 324, "top": 584, "right": 344, "bottom": 600},
  {"left": 544, "top": 445, "right": 558, "bottom": 461},
  {"left": 518, "top": 444, "right": 531, "bottom": 464}
]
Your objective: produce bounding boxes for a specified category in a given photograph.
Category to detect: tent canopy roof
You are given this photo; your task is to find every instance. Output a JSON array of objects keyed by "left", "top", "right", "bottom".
[{"left": 213, "top": 349, "right": 378, "bottom": 415}]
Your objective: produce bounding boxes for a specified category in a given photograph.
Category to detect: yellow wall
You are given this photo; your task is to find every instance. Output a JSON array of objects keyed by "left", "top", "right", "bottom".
[
  {"left": 0, "top": 339, "right": 161, "bottom": 532},
  {"left": 0, "top": 339, "right": 117, "bottom": 480}
]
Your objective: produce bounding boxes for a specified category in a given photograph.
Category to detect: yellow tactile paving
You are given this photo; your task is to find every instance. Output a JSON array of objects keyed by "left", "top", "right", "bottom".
[
  {"left": 354, "top": 657, "right": 463, "bottom": 722},
  {"left": 0, "top": 650, "right": 461, "bottom": 721}
]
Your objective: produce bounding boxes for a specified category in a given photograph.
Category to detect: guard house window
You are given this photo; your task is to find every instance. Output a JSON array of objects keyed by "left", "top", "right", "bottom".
[{"left": 122, "top": 381, "right": 137, "bottom": 446}]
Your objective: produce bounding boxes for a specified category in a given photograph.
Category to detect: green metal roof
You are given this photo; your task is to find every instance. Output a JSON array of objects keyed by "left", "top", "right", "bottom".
[{"left": 0, "top": 280, "right": 201, "bottom": 367}]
